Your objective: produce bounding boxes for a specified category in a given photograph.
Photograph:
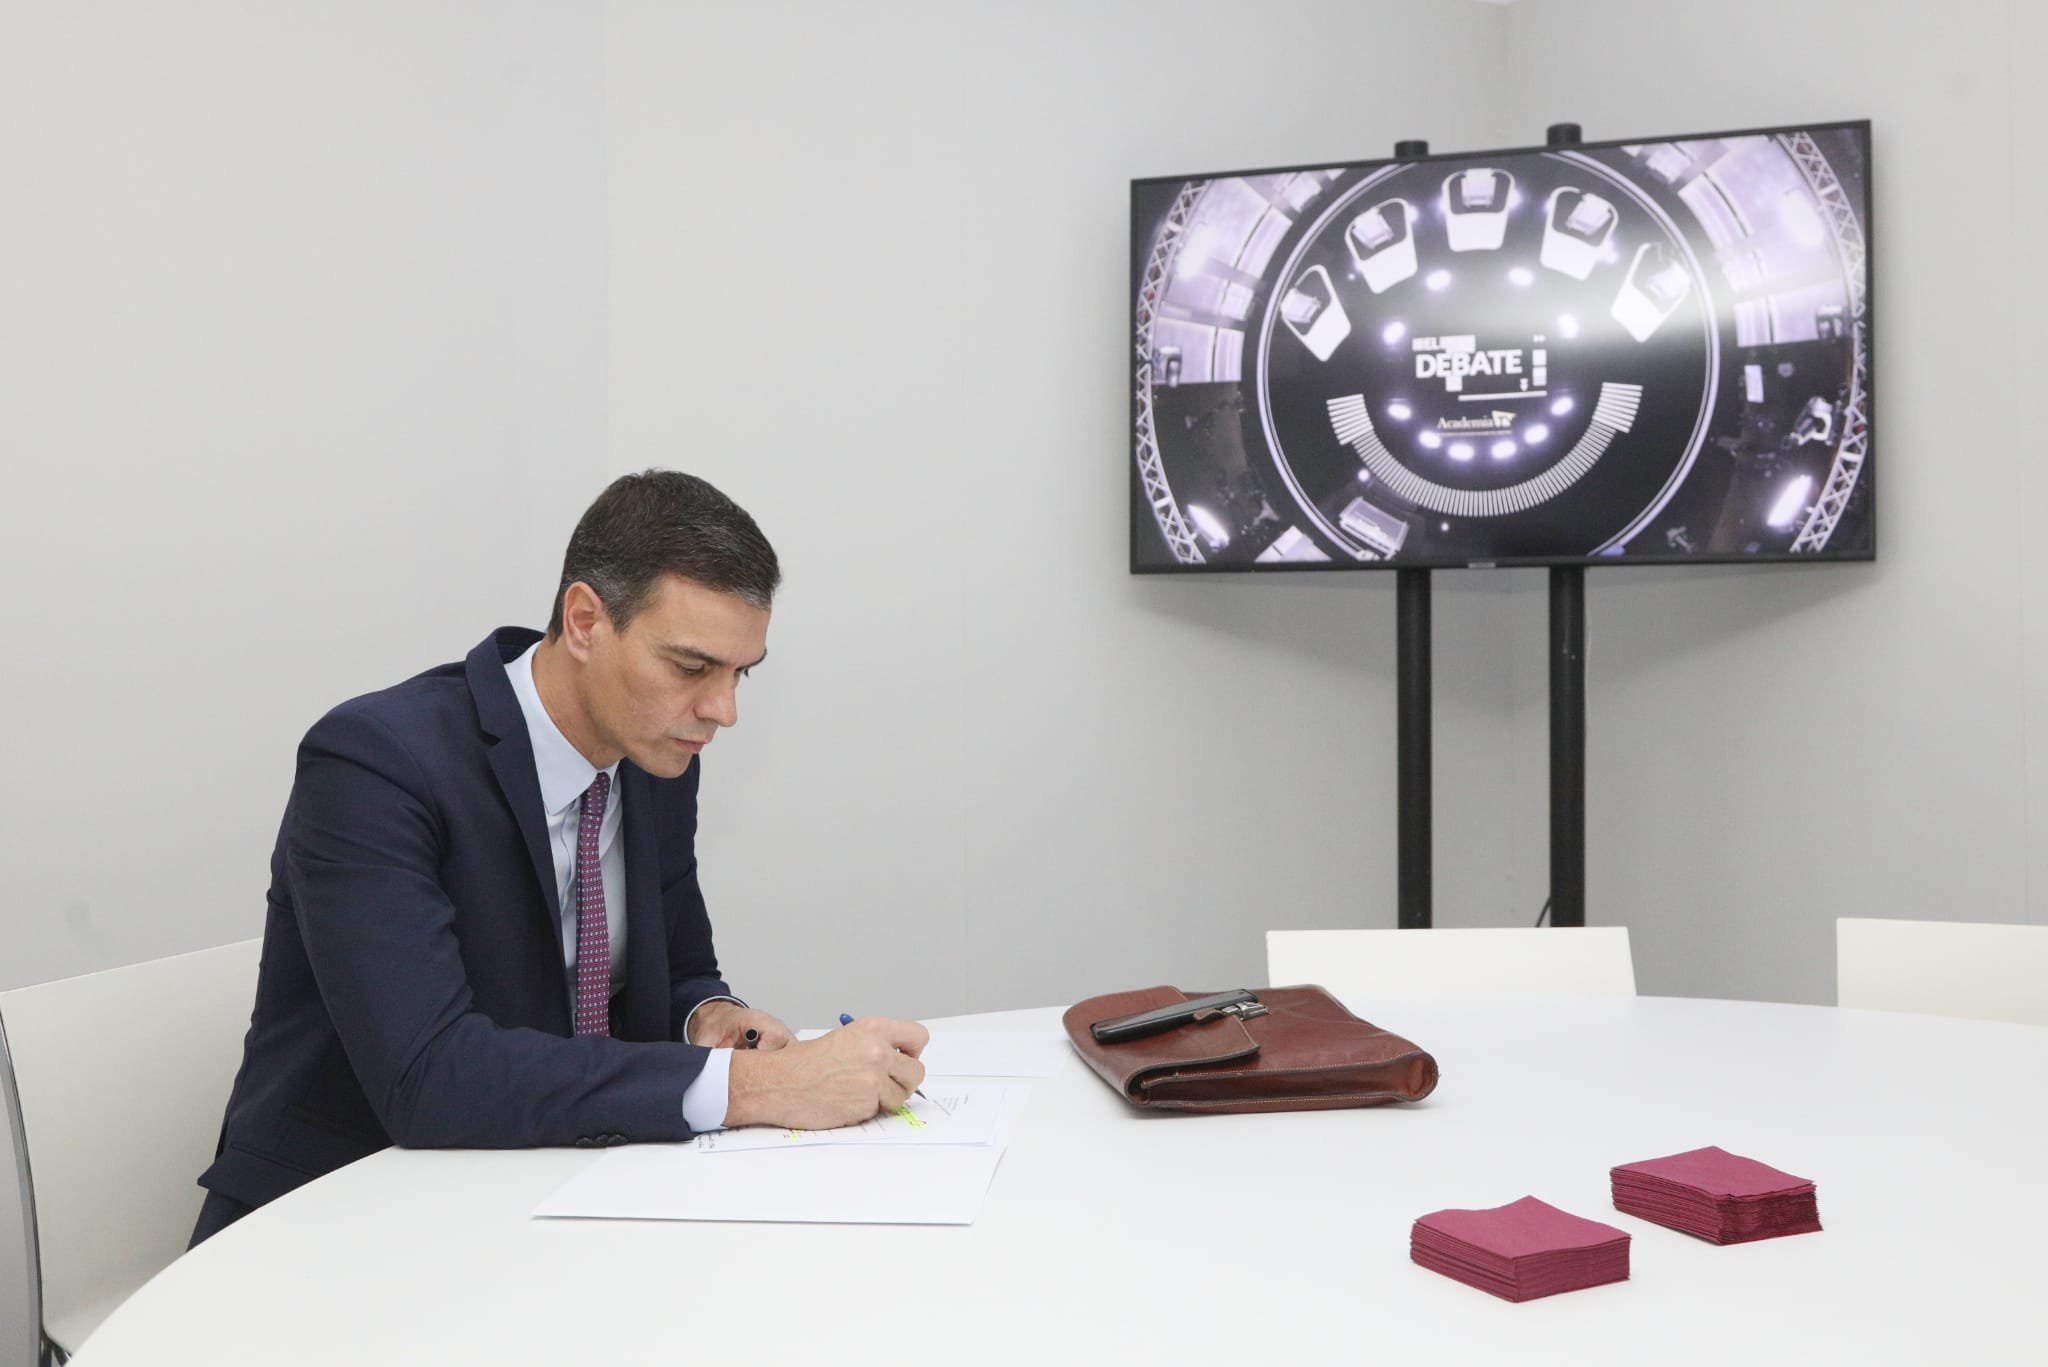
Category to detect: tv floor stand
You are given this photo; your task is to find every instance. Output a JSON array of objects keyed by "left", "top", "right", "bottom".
[{"left": 1392, "top": 125, "right": 1588, "bottom": 932}]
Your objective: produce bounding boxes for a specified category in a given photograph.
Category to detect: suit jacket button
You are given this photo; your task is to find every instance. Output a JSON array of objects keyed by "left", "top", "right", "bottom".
[{"left": 575, "top": 1136, "right": 595, "bottom": 1148}]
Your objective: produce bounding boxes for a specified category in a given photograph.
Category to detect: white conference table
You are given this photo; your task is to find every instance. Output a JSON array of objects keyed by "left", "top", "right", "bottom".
[{"left": 74, "top": 995, "right": 2048, "bottom": 1365}]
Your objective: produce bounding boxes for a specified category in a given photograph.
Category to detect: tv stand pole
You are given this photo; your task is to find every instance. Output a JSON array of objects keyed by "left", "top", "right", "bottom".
[
  {"left": 1545, "top": 122, "right": 1587, "bottom": 928},
  {"left": 1387, "top": 126, "right": 1588, "bottom": 931},
  {"left": 1393, "top": 138, "right": 1432, "bottom": 931}
]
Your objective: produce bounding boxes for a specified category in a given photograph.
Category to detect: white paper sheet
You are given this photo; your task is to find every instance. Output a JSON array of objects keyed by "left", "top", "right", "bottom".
[
  {"left": 916, "top": 1031, "right": 1071, "bottom": 1078},
  {"left": 688, "top": 1082, "right": 1002, "bottom": 1152},
  {"left": 533, "top": 1085, "right": 1029, "bottom": 1226}
]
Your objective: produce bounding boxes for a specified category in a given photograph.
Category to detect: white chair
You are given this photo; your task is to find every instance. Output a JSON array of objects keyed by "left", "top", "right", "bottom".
[
  {"left": 1837, "top": 918, "right": 2048, "bottom": 1026},
  {"left": 0, "top": 939, "right": 261, "bottom": 1363},
  {"left": 5, "top": 1054, "right": 38, "bottom": 1367},
  {"left": 1266, "top": 926, "right": 1637, "bottom": 1002}
]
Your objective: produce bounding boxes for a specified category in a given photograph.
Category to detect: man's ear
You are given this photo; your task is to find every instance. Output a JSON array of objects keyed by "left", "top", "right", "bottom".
[{"left": 557, "top": 581, "right": 610, "bottom": 661}]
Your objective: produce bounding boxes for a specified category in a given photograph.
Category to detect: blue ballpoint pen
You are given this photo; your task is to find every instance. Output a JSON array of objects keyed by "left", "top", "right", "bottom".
[{"left": 840, "top": 1013, "right": 928, "bottom": 1102}]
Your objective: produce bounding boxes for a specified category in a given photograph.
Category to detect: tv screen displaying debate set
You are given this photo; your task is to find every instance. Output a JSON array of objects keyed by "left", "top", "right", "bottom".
[{"left": 1131, "top": 121, "right": 1873, "bottom": 571}]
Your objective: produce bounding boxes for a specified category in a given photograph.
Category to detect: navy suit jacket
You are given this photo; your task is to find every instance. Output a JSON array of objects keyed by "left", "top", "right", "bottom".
[{"left": 200, "top": 627, "right": 730, "bottom": 1211}]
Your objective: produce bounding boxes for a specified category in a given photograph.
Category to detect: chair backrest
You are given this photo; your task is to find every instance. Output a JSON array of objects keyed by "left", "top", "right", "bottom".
[
  {"left": 3, "top": 1019, "right": 39, "bottom": 1367},
  {"left": 1266, "top": 927, "right": 1637, "bottom": 1001},
  {"left": 1837, "top": 918, "right": 2048, "bottom": 1026},
  {"left": 0, "top": 939, "right": 261, "bottom": 1354}
]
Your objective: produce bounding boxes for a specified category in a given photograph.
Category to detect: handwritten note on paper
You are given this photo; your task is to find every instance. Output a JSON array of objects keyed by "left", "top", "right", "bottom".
[{"left": 689, "top": 1083, "right": 1003, "bottom": 1154}]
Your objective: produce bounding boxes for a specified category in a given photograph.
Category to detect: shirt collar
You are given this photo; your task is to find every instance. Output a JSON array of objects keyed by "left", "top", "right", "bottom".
[{"left": 505, "top": 641, "right": 620, "bottom": 818}]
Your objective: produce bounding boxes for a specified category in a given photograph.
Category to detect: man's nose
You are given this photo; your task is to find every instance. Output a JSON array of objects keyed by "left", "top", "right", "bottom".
[{"left": 700, "top": 681, "right": 739, "bottom": 728}]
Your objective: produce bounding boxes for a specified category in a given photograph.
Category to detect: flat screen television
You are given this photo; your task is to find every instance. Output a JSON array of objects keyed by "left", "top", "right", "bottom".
[{"left": 1131, "top": 121, "right": 1872, "bottom": 571}]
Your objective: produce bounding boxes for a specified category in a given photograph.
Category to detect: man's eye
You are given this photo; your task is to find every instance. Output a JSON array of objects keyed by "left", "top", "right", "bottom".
[{"left": 677, "top": 663, "right": 707, "bottom": 678}]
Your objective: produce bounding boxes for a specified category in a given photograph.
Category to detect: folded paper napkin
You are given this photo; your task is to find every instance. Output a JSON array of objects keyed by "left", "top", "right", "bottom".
[
  {"left": 1411, "top": 1196, "right": 1631, "bottom": 1302},
  {"left": 1610, "top": 1145, "right": 1821, "bottom": 1244}
]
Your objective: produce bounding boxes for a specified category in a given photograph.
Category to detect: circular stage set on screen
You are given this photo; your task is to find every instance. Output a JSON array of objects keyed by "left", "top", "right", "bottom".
[{"left": 1132, "top": 125, "right": 1870, "bottom": 570}]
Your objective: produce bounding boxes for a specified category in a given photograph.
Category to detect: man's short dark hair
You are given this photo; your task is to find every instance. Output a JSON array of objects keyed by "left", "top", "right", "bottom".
[{"left": 546, "top": 470, "right": 780, "bottom": 637}]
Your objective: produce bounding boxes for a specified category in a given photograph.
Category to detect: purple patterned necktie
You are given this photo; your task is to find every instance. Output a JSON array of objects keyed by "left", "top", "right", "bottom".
[{"left": 572, "top": 771, "right": 611, "bottom": 1037}]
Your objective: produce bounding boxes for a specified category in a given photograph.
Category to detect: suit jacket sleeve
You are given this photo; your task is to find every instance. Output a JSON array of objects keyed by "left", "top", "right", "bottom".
[
  {"left": 288, "top": 704, "right": 706, "bottom": 1148},
  {"left": 660, "top": 759, "right": 734, "bottom": 1038}
]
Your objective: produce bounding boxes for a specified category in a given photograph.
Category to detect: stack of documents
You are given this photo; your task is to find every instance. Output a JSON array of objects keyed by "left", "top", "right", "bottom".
[
  {"left": 1609, "top": 1146, "right": 1821, "bottom": 1244},
  {"left": 1410, "top": 1196, "right": 1631, "bottom": 1302},
  {"left": 535, "top": 1030, "right": 1068, "bottom": 1226}
]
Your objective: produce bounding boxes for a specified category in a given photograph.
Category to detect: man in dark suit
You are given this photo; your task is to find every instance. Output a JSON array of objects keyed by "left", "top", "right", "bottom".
[{"left": 193, "top": 470, "right": 925, "bottom": 1244}]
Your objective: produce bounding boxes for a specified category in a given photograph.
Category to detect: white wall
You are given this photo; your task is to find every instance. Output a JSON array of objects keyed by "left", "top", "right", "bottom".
[
  {"left": 604, "top": 0, "right": 1519, "bottom": 1019},
  {"left": 0, "top": 3, "right": 607, "bottom": 1343},
  {"left": 606, "top": 0, "right": 2048, "bottom": 1016},
  {"left": 2018, "top": 0, "right": 2048, "bottom": 939},
  {"left": 1497, "top": 0, "right": 2047, "bottom": 1000},
  {"left": 3, "top": 0, "right": 2040, "bottom": 1223},
  {"left": 0, "top": 1, "right": 608, "bottom": 993}
]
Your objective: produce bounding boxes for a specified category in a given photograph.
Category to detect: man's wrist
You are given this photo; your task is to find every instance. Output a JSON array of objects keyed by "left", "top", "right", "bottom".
[
  {"left": 722, "top": 1047, "right": 775, "bottom": 1129},
  {"left": 682, "top": 994, "right": 747, "bottom": 1046}
]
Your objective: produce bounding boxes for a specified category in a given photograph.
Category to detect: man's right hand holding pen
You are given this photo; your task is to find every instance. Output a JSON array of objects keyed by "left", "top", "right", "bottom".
[{"left": 724, "top": 1015, "right": 928, "bottom": 1130}]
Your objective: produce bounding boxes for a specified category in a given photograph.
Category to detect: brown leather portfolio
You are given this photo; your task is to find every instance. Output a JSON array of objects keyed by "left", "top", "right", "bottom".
[{"left": 1062, "top": 984, "right": 1439, "bottom": 1114}]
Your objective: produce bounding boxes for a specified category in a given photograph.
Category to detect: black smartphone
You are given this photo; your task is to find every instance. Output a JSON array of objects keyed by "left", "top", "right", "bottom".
[{"left": 1089, "top": 989, "right": 1262, "bottom": 1043}]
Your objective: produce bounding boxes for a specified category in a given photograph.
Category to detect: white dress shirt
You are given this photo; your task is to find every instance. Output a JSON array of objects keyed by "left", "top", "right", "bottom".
[{"left": 505, "top": 642, "right": 732, "bottom": 1130}]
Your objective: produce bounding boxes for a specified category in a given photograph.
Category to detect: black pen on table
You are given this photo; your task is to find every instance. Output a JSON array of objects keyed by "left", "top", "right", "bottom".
[{"left": 840, "top": 1012, "right": 928, "bottom": 1102}]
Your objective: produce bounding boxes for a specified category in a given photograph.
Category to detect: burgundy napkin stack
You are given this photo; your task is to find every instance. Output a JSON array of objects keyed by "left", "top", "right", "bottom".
[
  {"left": 1609, "top": 1146, "right": 1821, "bottom": 1244},
  {"left": 1410, "top": 1196, "right": 1631, "bottom": 1302}
]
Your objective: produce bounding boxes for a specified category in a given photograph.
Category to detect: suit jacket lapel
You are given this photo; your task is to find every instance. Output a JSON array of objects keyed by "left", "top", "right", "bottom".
[
  {"left": 466, "top": 630, "right": 561, "bottom": 930},
  {"left": 618, "top": 762, "right": 672, "bottom": 1042}
]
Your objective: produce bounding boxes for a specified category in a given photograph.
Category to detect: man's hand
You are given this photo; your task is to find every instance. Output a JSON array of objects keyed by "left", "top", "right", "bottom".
[
  {"left": 723, "top": 1016, "right": 929, "bottom": 1131},
  {"left": 686, "top": 1000, "right": 797, "bottom": 1051}
]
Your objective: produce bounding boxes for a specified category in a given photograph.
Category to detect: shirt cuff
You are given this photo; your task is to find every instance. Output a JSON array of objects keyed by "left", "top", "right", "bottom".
[
  {"left": 678, "top": 994, "right": 747, "bottom": 1133},
  {"left": 681, "top": 1047, "right": 732, "bottom": 1132}
]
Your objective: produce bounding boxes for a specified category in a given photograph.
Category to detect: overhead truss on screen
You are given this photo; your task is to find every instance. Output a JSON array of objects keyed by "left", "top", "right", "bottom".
[
  {"left": 1782, "top": 131, "right": 1871, "bottom": 555},
  {"left": 1134, "top": 180, "right": 1208, "bottom": 565}
]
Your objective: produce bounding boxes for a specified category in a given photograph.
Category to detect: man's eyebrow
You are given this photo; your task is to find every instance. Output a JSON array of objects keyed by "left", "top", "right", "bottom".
[{"left": 661, "top": 644, "right": 768, "bottom": 671}]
